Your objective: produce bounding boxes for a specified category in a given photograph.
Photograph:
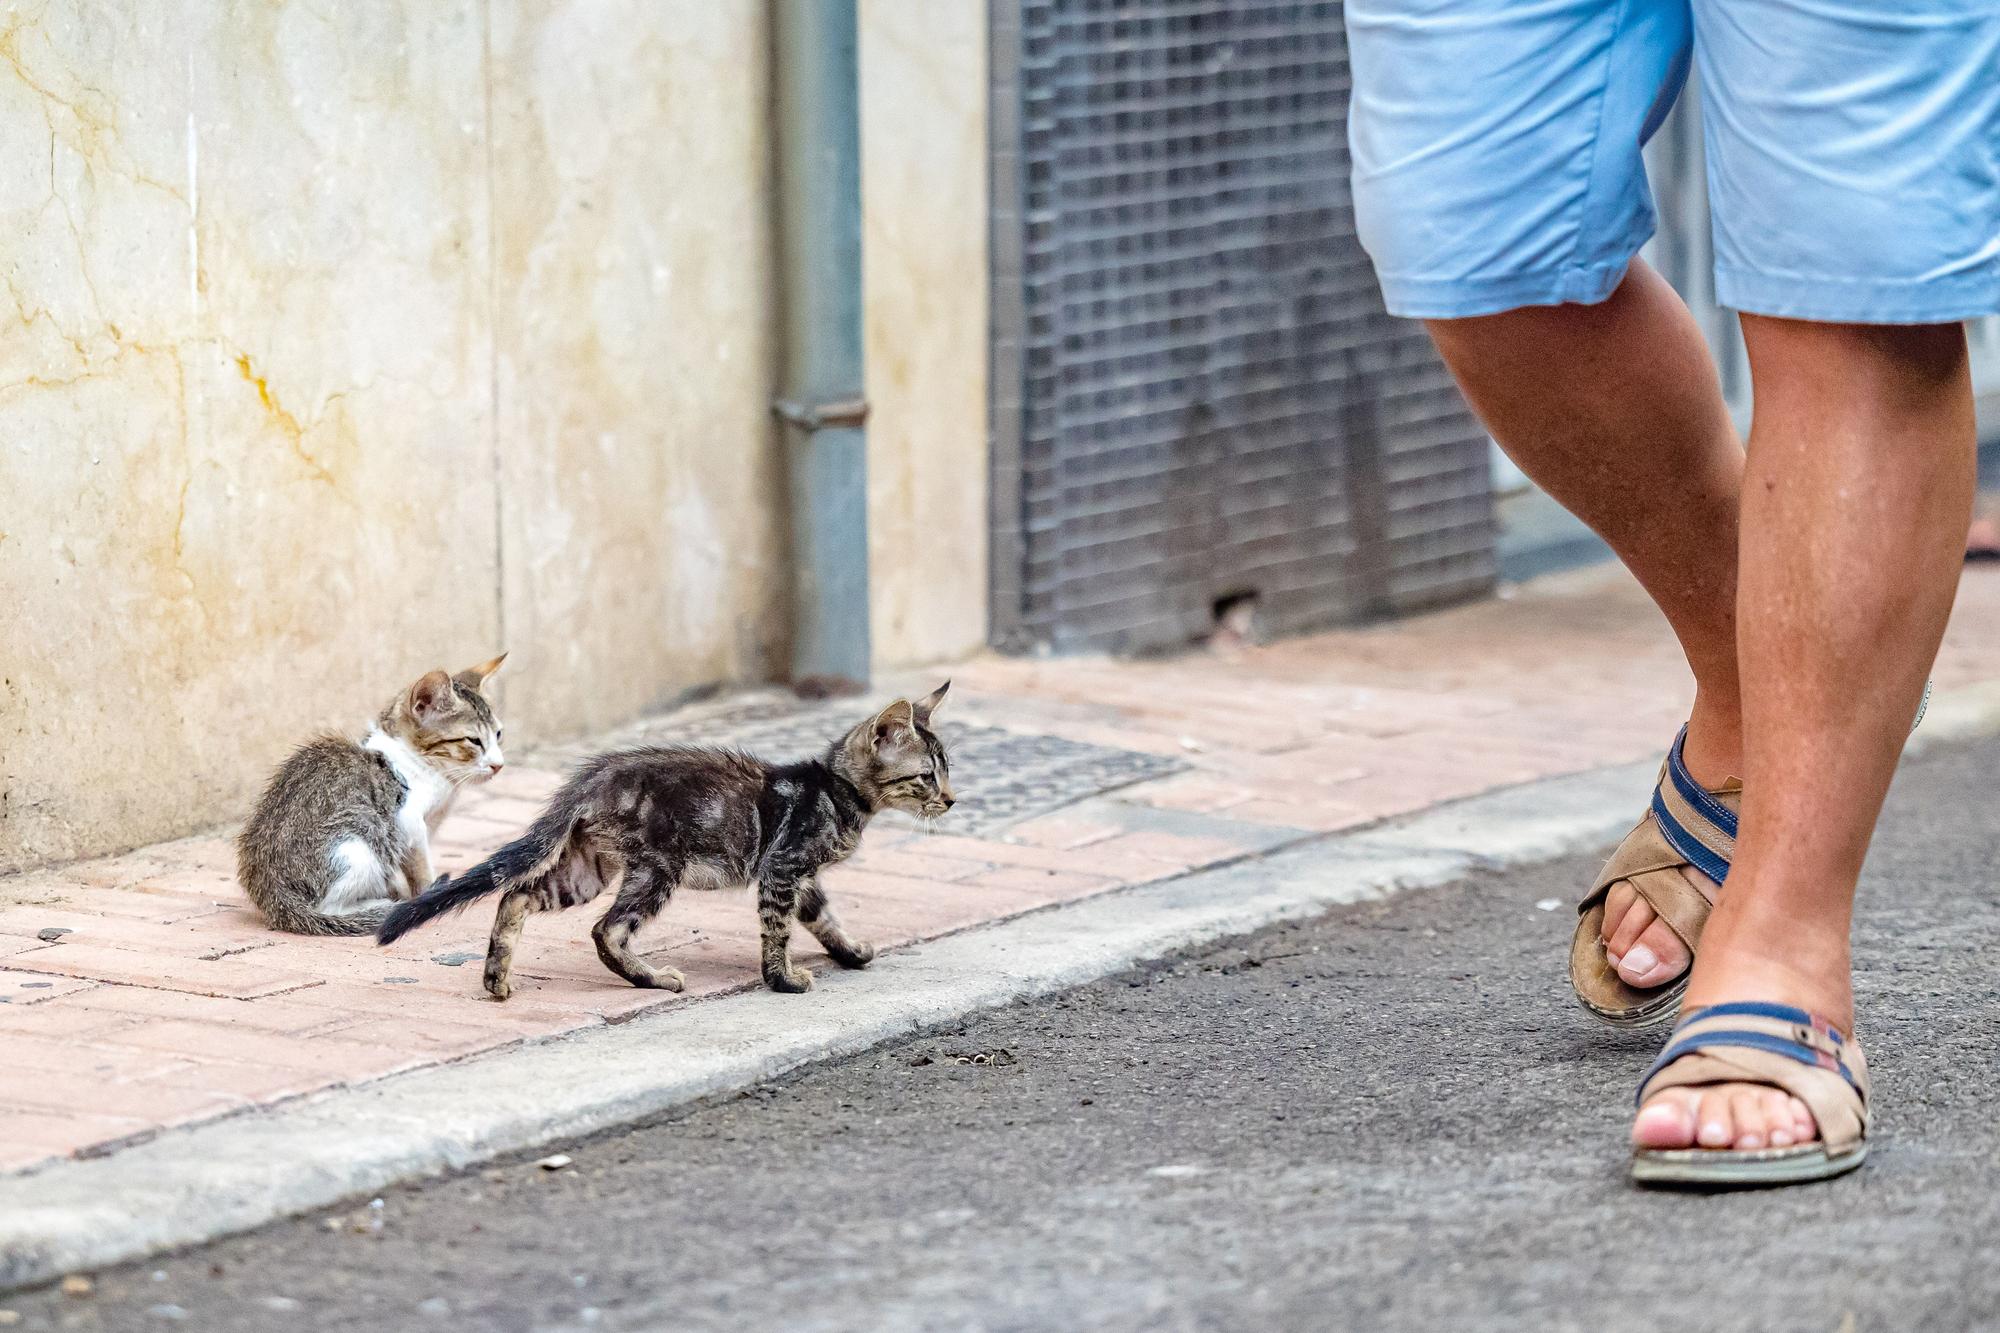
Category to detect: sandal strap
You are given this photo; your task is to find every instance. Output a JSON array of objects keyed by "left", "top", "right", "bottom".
[
  {"left": 1650, "top": 728, "right": 1737, "bottom": 885},
  {"left": 1638, "top": 1007, "right": 1871, "bottom": 1155},
  {"left": 1648, "top": 1003, "right": 1860, "bottom": 1079},
  {"left": 1578, "top": 729, "right": 1739, "bottom": 935},
  {"left": 1624, "top": 866, "right": 1712, "bottom": 951},
  {"left": 1664, "top": 727, "right": 1740, "bottom": 841},
  {"left": 1679, "top": 1000, "right": 1848, "bottom": 1043}
]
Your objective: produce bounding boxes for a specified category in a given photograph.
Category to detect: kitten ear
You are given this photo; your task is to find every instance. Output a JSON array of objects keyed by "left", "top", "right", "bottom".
[
  {"left": 870, "top": 699, "right": 916, "bottom": 752},
  {"left": 408, "top": 669, "right": 455, "bottom": 725},
  {"left": 912, "top": 680, "right": 950, "bottom": 727},
  {"left": 454, "top": 651, "right": 507, "bottom": 693}
]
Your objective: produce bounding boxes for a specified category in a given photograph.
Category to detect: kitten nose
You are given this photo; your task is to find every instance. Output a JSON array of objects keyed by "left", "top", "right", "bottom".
[
  {"left": 491, "top": 761, "right": 505, "bottom": 774},
  {"left": 942, "top": 794, "right": 955, "bottom": 808}
]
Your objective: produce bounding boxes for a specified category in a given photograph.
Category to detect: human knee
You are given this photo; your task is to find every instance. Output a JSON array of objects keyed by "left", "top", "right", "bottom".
[{"left": 1743, "top": 316, "right": 1969, "bottom": 407}]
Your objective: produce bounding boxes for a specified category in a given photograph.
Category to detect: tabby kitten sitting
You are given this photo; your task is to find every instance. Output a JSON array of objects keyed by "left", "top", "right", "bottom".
[
  {"left": 238, "top": 656, "right": 507, "bottom": 935},
  {"left": 377, "top": 682, "right": 955, "bottom": 998}
]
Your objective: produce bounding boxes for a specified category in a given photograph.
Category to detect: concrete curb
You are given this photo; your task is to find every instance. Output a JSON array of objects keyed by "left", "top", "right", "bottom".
[{"left": 2, "top": 684, "right": 1992, "bottom": 1291}]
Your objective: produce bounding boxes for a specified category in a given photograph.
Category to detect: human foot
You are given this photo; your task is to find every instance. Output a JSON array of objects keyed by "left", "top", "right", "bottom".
[
  {"left": 1598, "top": 718, "right": 1740, "bottom": 989},
  {"left": 1628, "top": 1006, "right": 1870, "bottom": 1187},
  {"left": 1627, "top": 1008, "right": 1870, "bottom": 1188},
  {"left": 1630, "top": 941, "right": 1859, "bottom": 1158},
  {"left": 1599, "top": 871, "right": 1709, "bottom": 989},
  {"left": 1632, "top": 1076, "right": 1815, "bottom": 1150},
  {"left": 1570, "top": 728, "right": 1739, "bottom": 1025}
]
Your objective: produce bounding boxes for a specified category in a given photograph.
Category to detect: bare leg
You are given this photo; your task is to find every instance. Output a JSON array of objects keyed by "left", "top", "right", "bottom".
[
  {"left": 1426, "top": 259, "right": 1745, "bottom": 986},
  {"left": 798, "top": 878, "right": 875, "bottom": 969},
  {"left": 592, "top": 860, "right": 685, "bottom": 992},
  {"left": 1634, "top": 318, "right": 1975, "bottom": 1151}
]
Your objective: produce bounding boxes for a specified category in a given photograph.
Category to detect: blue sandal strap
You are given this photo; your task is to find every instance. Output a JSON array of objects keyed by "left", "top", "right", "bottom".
[
  {"left": 1665, "top": 727, "right": 1739, "bottom": 840},
  {"left": 1640, "top": 1005, "right": 1860, "bottom": 1109},
  {"left": 1650, "top": 787, "right": 1733, "bottom": 884},
  {"left": 1678, "top": 1000, "right": 1845, "bottom": 1042},
  {"left": 1645, "top": 727, "right": 1737, "bottom": 885}
]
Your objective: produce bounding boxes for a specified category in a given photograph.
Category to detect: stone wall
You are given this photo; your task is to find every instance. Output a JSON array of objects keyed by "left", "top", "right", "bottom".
[{"left": 0, "top": 1, "right": 791, "bottom": 872}]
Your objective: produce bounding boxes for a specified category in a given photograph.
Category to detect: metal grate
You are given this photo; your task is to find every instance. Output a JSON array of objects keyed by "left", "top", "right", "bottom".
[
  {"left": 534, "top": 691, "right": 1186, "bottom": 839},
  {"left": 991, "top": 0, "right": 1494, "bottom": 654}
]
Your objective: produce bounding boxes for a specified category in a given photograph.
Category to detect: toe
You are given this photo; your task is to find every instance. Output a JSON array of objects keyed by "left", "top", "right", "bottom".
[
  {"left": 1604, "top": 894, "right": 1656, "bottom": 965},
  {"left": 1693, "top": 1088, "right": 1735, "bottom": 1148},
  {"left": 1615, "top": 917, "right": 1689, "bottom": 989},
  {"left": 1600, "top": 883, "right": 1639, "bottom": 955},
  {"left": 1767, "top": 1095, "right": 1797, "bottom": 1148},
  {"left": 1729, "top": 1088, "right": 1770, "bottom": 1150},
  {"left": 1636, "top": 1085, "right": 1822, "bottom": 1153},
  {"left": 1631, "top": 1089, "right": 1699, "bottom": 1149}
]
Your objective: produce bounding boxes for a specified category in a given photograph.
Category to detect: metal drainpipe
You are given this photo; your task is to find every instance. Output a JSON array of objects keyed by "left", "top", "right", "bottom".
[{"left": 772, "top": 0, "right": 871, "bottom": 686}]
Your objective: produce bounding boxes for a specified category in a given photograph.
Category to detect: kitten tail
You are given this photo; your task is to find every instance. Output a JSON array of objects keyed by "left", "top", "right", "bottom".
[
  {"left": 376, "top": 808, "right": 575, "bottom": 945},
  {"left": 375, "top": 871, "right": 489, "bottom": 944},
  {"left": 265, "top": 898, "right": 394, "bottom": 937}
]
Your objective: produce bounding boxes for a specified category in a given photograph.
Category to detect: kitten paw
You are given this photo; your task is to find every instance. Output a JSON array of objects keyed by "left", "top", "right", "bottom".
[
  {"left": 634, "top": 967, "right": 686, "bottom": 993},
  {"left": 831, "top": 940, "right": 875, "bottom": 969},
  {"left": 484, "top": 972, "right": 514, "bottom": 1001},
  {"left": 764, "top": 965, "right": 814, "bottom": 994}
]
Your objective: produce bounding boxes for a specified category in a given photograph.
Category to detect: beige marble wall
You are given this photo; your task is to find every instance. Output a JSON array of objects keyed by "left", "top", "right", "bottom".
[
  {"left": 859, "top": 0, "right": 991, "bottom": 670},
  {"left": 488, "top": 0, "right": 788, "bottom": 740},
  {"left": 0, "top": 1, "right": 788, "bottom": 873}
]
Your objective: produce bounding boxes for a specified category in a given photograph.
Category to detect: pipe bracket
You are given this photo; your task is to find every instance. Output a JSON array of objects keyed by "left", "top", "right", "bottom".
[{"left": 773, "top": 397, "right": 870, "bottom": 432}]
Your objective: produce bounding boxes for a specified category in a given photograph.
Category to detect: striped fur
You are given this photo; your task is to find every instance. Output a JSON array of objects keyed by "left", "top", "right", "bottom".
[{"left": 377, "top": 683, "right": 956, "bottom": 998}]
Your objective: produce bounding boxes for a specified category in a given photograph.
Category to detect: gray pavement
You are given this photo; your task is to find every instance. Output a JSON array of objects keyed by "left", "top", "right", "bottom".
[{"left": 7, "top": 736, "right": 2000, "bottom": 1332}]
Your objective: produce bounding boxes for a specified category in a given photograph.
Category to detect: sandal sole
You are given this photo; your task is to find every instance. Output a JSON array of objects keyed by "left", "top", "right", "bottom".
[
  {"left": 1575, "top": 973, "right": 1687, "bottom": 1030},
  {"left": 1631, "top": 1141, "right": 1868, "bottom": 1189}
]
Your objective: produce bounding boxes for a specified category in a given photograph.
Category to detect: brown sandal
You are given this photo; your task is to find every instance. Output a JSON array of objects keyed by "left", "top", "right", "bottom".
[
  {"left": 1630, "top": 1001, "right": 1869, "bottom": 1188},
  {"left": 1570, "top": 728, "right": 1739, "bottom": 1029},
  {"left": 1573, "top": 685, "right": 1932, "bottom": 1028}
]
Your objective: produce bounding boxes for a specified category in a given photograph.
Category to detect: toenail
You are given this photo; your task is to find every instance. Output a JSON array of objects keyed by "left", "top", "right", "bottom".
[
  {"left": 1623, "top": 945, "right": 1657, "bottom": 975},
  {"left": 1698, "top": 1121, "right": 1730, "bottom": 1146}
]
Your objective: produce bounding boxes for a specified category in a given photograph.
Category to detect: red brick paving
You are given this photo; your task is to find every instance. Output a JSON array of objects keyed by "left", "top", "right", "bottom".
[{"left": 3, "top": 564, "right": 1997, "bottom": 1175}]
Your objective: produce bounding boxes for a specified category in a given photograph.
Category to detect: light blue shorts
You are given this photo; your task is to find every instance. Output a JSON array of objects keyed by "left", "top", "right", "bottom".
[{"left": 1346, "top": 0, "right": 2000, "bottom": 324}]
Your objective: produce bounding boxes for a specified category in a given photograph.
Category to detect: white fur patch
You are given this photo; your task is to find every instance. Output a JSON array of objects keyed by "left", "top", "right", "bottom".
[
  {"left": 325, "top": 837, "right": 388, "bottom": 913},
  {"left": 364, "top": 727, "right": 454, "bottom": 840}
]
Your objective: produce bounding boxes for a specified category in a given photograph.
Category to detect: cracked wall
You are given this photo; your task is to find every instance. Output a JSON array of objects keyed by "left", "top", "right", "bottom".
[{"left": 0, "top": 1, "right": 789, "bottom": 873}]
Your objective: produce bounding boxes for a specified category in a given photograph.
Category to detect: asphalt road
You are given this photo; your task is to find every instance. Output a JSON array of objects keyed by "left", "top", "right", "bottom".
[{"left": 8, "top": 735, "right": 2000, "bottom": 1332}]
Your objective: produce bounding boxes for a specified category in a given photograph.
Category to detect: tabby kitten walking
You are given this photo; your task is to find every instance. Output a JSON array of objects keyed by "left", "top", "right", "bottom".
[
  {"left": 238, "top": 656, "right": 507, "bottom": 935},
  {"left": 377, "top": 683, "right": 955, "bottom": 998}
]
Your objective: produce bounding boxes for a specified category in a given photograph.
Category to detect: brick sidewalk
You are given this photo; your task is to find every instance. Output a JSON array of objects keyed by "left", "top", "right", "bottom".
[{"left": 4, "top": 563, "right": 1997, "bottom": 1175}]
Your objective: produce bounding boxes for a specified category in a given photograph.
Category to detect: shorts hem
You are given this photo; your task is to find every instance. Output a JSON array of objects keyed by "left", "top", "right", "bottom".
[
  {"left": 1716, "top": 266, "right": 2000, "bottom": 325},
  {"left": 1375, "top": 253, "right": 1640, "bottom": 321}
]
